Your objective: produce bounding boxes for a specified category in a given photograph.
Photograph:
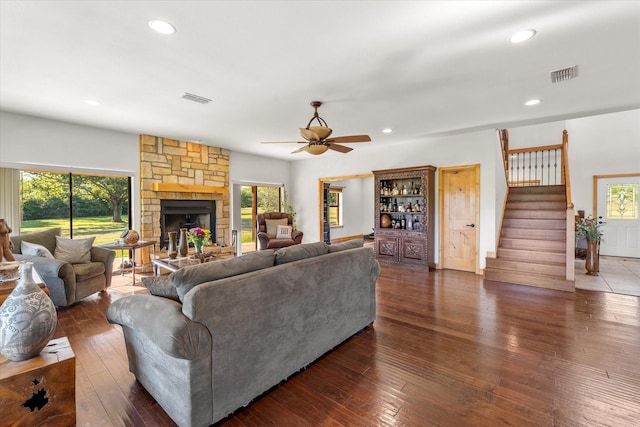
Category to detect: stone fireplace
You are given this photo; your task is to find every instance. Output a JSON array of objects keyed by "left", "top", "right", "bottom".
[
  {"left": 139, "top": 135, "right": 230, "bottom": 259},
  {"left": 160, "top": 199, "right": 216, "bottom": 249}
]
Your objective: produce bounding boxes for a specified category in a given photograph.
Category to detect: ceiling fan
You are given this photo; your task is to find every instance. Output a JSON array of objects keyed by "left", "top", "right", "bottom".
[{"left": 262, "top": 101, "right": 371, "bottom": 155}]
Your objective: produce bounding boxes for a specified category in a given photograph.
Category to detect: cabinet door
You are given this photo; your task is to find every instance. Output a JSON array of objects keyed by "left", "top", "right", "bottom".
[
  {"left": 376, "top": 235, "right": 398, "bottom": 262},
  {"left": 400, "top": 235, "right": 427, "bottom": 265}
]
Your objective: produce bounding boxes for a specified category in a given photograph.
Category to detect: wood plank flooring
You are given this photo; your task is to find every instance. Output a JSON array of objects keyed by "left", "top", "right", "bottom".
[{"left": 45, "top": 265, "right": 640, "bottom": 426}]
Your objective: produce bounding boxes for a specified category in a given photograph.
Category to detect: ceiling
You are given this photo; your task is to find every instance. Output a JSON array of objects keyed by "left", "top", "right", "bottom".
[{"left": 1, "top": 1, "right": 639, "bottom": 160}]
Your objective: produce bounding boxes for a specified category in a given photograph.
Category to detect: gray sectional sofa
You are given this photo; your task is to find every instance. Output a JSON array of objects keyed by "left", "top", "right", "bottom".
[{"left": 106, "top": 240, "right": 379, "bottom": 427}]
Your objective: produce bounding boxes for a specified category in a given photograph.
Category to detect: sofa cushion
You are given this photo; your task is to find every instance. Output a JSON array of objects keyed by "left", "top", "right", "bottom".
[
  {"left": 21, "top": 241, "right": 55, "bottom": 259},
  {"left": 73, "top": 261, "right": 106, "bottom": 282},
  {"left": 142, "top": 275, "right": 181, "bottom": 302},
  {"left": 274, "top": 241, "right": 328, "bottom": 265},
  {"left": 10, "top": 227, "right": 61, "bottom": 255},
  {"left": 265, "top": 218, "right": 288, "bottom": 238},
  {"left": 327, "top": 238, "right": 364, "bottom": 253},
  {"left": 170, "top": 250, "right": 275, "bottom": 301},
  {"left": 54, "top": 236, "right": 95, "bottom": 264}
]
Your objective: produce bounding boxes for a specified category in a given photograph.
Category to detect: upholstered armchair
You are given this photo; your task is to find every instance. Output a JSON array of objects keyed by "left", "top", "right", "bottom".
[
  {"left": 10, "top": 227, "right": 115, "bottom": 307},
  {"left": 257, "top": 212, "right": 303, "bottom": 250}
]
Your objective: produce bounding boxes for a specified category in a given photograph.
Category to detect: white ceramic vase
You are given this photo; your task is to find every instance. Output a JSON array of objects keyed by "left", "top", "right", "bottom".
[{"left": 0, "top": 262, "right": 57, "bottom": 361}]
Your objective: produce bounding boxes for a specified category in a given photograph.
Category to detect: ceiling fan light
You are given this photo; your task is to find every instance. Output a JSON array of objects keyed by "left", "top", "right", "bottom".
[
  {"left": 306, "top": 144, "right": 329, "bottom": 155},
  {"left": 308, "top": 126, "right": 332, "bottom": 140}
]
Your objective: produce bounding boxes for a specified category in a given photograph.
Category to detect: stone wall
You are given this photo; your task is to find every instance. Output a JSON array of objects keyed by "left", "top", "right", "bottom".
[{"left": 139, "top": 135, "right": 230, "bottom": 257}]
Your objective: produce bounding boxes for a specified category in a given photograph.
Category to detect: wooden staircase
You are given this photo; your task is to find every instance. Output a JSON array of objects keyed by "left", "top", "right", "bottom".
[
  {"left": 485, "top": 129, "right": 575, "bottom": 292},
  {"left": 485, "top": 185, "right": 574, "bottom": 291}
]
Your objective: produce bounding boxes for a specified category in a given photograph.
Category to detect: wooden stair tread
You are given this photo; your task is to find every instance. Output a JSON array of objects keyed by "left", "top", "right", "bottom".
[{"left": 484, "top": 268, "right": 574, "bottom": 292}]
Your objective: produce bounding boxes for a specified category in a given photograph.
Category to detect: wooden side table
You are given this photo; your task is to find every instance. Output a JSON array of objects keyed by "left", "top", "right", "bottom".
[
  {"left": 0, "top": 337, "right": 76, "bottom": 426},
  {"left": 99, "top": 240, "right": 157, "bottom": 284}
]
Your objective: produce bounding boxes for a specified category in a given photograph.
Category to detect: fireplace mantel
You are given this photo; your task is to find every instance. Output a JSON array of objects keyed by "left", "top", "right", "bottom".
[{"left": 152, "top": 183, "right": 229, "bottom": 195}]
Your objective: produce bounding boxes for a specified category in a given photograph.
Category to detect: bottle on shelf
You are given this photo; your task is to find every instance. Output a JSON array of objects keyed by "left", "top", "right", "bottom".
[{"left": 393, "top": 198, "right": 398, "bottom": 212}]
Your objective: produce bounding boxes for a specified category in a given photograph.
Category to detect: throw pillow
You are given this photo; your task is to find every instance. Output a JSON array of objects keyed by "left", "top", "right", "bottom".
[
  {"left": 170, "top": 250, "right": 276, "bottom": 301},
  {"left": 276, "top": 224, "right": 292, "bottom": 239},
  {"left": 21, "top": 241, "right": 55, "bottom": 259},
  {"left": 274, "top": 241, "right": 328, "bottom": 265},
  {"left": 11, "top": 227, "right": 61, "bottom": 255},
  {"left": 265, "top": 218, "right": 288, "bottom": 238},
  {"left": 141, "top": 276, "right": 181, "bottom": 302},
  {"left": 327, "top": 238, "right": 364, "bottom": 253},
  {"left": 54, "top": 236, "right": 95, "bottom": 264}
]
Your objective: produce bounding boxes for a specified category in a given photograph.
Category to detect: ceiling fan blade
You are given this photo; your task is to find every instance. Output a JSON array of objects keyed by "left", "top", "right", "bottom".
[
  {"left": 325, "top": 135, "right": 371, "bottom": 143},
  {"left": 291, "top": 146, "right": 309, "bottom": 154},
  {"left": 261, "top": 141, "right": 304, "bottom": 144},
  {"left": 300, "top": 128, "right": 320, "bottom": 141},
  {"left": 327, "top": 143, "right": 353, "bottom": 153}
]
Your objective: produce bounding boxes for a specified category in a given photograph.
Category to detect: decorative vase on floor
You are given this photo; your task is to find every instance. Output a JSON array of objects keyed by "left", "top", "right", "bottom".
[
  {"left": 0, "top": 262, "right": 57, "bottom": 361},
  {"left": 178, "top": 228, "right": 188, "bottom": 257},
  {"left": 167, "top": 231, "right": 178, "bottom": 259},
  {"left": 585, "top": 240, "right": 599, "bottom": 276}
]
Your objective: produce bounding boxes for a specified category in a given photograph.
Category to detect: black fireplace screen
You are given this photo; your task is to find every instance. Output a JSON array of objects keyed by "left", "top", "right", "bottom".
[{"left": 160, "top": 200, "right": 216, "bottom": 249}]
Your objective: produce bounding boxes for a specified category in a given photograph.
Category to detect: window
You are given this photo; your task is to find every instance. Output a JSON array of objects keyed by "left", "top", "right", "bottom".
[
  {"left": 19, "top": 170, "right": 131, "bottom": 244},
  {"left": 607, "top": 183, "right": 638, "bottom": 219},
  {"left": 328, "top": 188, "right": 343, "bottom": 227}
]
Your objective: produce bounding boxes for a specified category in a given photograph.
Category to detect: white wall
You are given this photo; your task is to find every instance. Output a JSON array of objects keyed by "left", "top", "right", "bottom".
[
  {"left": 566, "top": 109, "right": 640, "bottom": 215},
  {"left": 0, "top": 111, "right": 141, "bottom": 228}
]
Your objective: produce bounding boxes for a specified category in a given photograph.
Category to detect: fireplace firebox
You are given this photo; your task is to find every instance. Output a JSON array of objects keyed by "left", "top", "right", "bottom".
[{"left": 160, "top": 200, "right": 216, "bottom": 249}]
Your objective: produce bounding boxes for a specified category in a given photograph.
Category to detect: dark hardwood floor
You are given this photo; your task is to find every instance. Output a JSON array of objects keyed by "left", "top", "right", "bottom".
[{"left": 49, "top": 265, "right": 640, "bottom": 426}]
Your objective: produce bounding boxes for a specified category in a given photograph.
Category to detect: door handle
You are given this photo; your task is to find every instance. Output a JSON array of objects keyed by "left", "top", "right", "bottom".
[{"left": 466, "top": 224, "right": 475, "bottom": 228}]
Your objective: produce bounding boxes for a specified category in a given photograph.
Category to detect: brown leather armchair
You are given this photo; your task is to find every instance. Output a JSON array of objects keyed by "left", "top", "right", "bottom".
[{"left": 257, "top": 212, "right": 303, "bottom": 250}]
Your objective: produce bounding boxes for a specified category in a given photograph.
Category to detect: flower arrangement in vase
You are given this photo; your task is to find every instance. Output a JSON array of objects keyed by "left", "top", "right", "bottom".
[
  {"left": 188, "top": 227, "right": 211, "bottom": 254},
  {"left": 576, "top": 215, "right": 603, "bottom": 276}
]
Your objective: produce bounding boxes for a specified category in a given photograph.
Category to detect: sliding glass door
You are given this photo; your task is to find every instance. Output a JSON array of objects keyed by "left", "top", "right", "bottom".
[
  {"left": 240, "top": 185, "right": 281, "bottom": 252},
  {"left": 19, "top": 170, "right": 131, "bottom": 245}
]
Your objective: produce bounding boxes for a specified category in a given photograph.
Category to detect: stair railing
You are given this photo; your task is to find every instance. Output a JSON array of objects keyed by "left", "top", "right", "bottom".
[{"left": 497, "top": 129, "right": 575, "bottom": 282}]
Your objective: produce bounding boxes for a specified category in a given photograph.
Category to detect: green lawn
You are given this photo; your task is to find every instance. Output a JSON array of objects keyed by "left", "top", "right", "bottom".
[{"left": 21, "top": 216, "right": 129, "bottom": 246}]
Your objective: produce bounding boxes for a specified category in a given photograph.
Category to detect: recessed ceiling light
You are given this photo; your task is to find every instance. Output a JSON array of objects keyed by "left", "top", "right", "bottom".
[
  {"left": 84, "top": 99, "right": 101, "bottom": 106},
  {"left": 524, "top": 99, "right": 541, "bottom": 106},
  {"left": 149, "top": 20, "right": 176, "bottom": 35},
  {"left": 510, "top": 29, "right": 536, "bottom": 43},
  {"left": 382, "top": 128, "right": 393, "bottom": 134}
]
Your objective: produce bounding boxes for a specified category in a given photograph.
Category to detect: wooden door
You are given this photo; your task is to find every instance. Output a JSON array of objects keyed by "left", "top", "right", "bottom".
[{"left": 439, "top": 165, "right": 479, "bottom": 273}]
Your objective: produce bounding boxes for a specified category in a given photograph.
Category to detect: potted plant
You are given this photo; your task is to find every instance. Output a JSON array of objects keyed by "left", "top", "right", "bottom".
[{"left": 576, "top": 215, "right": 603, "bottom": 276}]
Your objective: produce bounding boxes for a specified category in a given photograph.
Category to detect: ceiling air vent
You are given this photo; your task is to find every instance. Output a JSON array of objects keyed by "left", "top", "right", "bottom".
[
  {"left": 181, "top": 92, "right": 212, "bottom": 104},
  {"left": 550, "top": 66, "right": 577, "bottom": 83}
]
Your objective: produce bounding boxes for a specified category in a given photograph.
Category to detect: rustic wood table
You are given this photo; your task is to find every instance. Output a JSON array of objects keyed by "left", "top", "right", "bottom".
[{"left": 0, "top": 337, "right": 76, "bottom": 426}]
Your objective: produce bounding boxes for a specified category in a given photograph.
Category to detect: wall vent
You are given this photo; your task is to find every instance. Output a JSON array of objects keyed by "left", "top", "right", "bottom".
[
  {"left": 181, "top": 92, "right": 212, "bottom": 104},
  {"left": 550, "top": 66, "right": 577, "bottom": 83}
]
